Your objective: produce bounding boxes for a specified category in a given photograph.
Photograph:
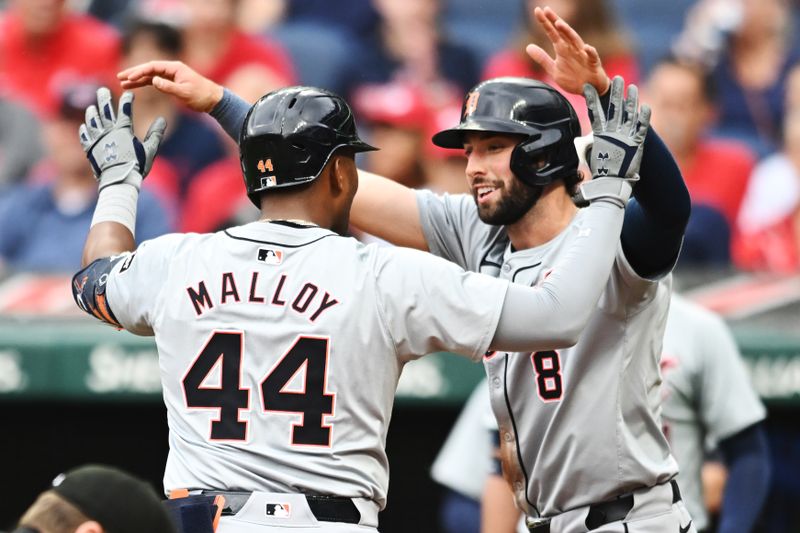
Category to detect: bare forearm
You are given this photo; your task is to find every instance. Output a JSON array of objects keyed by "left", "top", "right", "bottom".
[
  {"left": 352, "top": 170, "right": 428, "bottom": 250},
  {"left": 82, "top": 222, "right": 135, "bottom": 267}
]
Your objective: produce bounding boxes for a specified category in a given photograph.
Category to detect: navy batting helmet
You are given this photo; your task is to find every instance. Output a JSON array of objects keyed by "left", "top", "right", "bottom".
[
  {"left": 240, "top": 86, "right": 377, "bottom": 206},
  {"left": 432, "top": 77, "right": 579, "bottom": 187}
]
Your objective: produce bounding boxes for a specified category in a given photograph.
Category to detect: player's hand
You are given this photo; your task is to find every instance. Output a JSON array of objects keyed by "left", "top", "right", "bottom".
[
  {"left": 573, "top": 76, "right": 650, "bottom": 207},
  {"left": 526, "top": 6, "right": 611, "bottom": 96},
  {"left": 78, "top": 87, "right": 166, "bottom": 191},
  {"left": 585, "top": 76, "right": 650, "bottom": 179},
  {"left": 117, "top": 60, "right": 224, "bottom": 113}
]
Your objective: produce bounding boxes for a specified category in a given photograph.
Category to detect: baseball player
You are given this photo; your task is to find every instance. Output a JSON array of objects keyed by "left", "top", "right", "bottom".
[
  {"left": 116, "top": 9, "right": 692, "bottom": 530},
  {"left": 436, "top": 294, "right": 770, "bottom": 533},
  {"left": 71, "top": 78, "right": 647, "bottom": 533},
  {"left": 661, "top": 294, "right": 770, "bottom": 533}
]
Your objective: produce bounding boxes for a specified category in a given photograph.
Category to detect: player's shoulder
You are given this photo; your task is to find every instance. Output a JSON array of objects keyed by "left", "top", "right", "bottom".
[
  {"left": 134, "top": 230, "right": 222, "bottom": 262},
  {"left": 369, "top": 241, "right": 468, "bottom": 272},
  {"left": 417, "top": 187, "right": 461, "bottom": 206},
  {"left": 668, "top": 294, "right": 726, "bottom": 332}
]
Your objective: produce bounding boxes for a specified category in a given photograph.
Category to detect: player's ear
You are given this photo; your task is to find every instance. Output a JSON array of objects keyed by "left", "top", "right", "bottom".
[
  {"left": 329, "top": 151, "right": 356, "bottom": 196},
  {"left": 329, "top": 154, "right": 345, "bottom": 194}
]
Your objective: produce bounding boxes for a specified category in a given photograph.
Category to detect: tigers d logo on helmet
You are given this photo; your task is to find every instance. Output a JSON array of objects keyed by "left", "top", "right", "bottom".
[{"left": 464, "top": 90, "right": 480, "bottom": 118}]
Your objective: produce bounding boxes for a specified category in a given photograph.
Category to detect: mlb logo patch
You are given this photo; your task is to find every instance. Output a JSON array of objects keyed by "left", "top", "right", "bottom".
[
  {"left": 266, "top": 503, "right": 291, "bottom": 518},
  {"left": 261, "top": 175, "right": 278, "bottom": 188},
  {"left": 258, "top": 248, "right": 284, "bottom": 265}
]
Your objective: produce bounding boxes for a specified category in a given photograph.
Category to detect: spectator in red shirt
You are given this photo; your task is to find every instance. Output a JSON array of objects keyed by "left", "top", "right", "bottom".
[
  {"left": 0, "top": 0, "right": 120, "bottom": 116},
  {"left": 645, "top": 57, "right": 756, "bottom": 266},
  {"left": 734, "top": 97, "right": 800, "bottom": 273},
  {"left": 646, "top": 58, "right": 756, "bottom": 225},
  {"left": 483, "top": 2, "right": 638, "bottom": 134},
  {"left": 180, "top": 0, "right": 295, "bottom": 89}
]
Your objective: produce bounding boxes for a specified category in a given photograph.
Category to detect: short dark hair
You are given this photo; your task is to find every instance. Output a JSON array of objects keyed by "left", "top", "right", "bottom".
[
  {"left": 122, "top": 19, "right": 183, "bottom": 57},
  {"left": 562, "top": 170, "right": 583, "bottom": 197}
]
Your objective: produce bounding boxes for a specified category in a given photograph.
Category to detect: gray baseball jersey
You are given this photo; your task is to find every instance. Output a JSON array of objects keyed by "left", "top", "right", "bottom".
[
  {"left": 417, "top": 190, "right": 680, "bottom": 517},
  {"left": 660, "top": 294, "right": 766, "bottom": 531},
  {"left": 99, "top": 221, "right": 510, "bottom": 509}
]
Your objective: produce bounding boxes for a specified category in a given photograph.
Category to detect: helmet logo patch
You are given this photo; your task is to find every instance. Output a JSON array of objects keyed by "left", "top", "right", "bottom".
[
  {"left": 257, "top": 158, "right": 274, "bottom": 173},
  {"left": 464, "top": 91, "right": 480, "bottom": 118},
  {"left": 261, "top": 176, "right": 277, "bottom": 188}
]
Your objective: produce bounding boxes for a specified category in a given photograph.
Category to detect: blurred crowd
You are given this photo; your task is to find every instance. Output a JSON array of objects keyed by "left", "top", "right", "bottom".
[{"left": 1, "top": 0, "right": 799, "bottom": 274}]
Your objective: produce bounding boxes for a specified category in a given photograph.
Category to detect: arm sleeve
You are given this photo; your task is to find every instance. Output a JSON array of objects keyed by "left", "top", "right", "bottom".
[
  {"left": 620, "top": 127, "right": 691, "bottom": 279},
  {"left": 209, "top": 88, "right": 251, "bottom": 142},
  {"left": 598, "top": 85, "right": 689, "bottom": 279},
  {"left": 490, "top": 200, "right": 627, "bottom": 352},
  {"left": 717, "top": 422, "right": 771, "bottom": 533}
]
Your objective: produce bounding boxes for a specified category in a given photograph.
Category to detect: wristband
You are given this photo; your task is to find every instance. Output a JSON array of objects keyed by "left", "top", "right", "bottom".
[{"left": 90, "top": 183, "right": 139, "bottom": 236}]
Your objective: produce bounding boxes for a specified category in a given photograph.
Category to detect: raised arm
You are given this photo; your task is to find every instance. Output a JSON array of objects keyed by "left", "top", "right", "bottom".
[
  {"left": 78, "top": 88, "right": 165, "bottom": 266},
  {"left": 490, "top": 79, "right": 650, "bottom": 351},
  {"left": 352, "top": 170, "right": 427, "bottom": 249},
  {"left": 118, "top": 61, "right": 429, "bottom": 249},
  {"left": 527, "top": 6, "right": 689, "bottom": 278}
]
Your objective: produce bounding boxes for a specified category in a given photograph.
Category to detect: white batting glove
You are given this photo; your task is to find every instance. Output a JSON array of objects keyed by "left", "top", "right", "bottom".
[
  {"left": 78, "top": 88, "right": 167, "bottom": 191},
  {"left": 573, "top": 76, "right": 651, "bottom": 208}
]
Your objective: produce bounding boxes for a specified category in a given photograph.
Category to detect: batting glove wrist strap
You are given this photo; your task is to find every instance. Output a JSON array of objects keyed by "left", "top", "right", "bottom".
[{"left": 573, "top": 176, "right": 635, "bottom": 209}]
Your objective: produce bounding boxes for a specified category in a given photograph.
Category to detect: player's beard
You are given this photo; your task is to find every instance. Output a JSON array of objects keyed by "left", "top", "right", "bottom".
[{"left": 474, "top": 178, "right": 544, "bottom": 226}]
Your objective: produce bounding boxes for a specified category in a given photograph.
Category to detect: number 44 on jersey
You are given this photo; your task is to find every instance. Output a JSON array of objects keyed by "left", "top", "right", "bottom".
[{"left": 182, "top": 331, "right": 334, "bottom": 447}]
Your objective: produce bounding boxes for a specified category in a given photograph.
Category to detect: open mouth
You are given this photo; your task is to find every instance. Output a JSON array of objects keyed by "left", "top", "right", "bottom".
[{"left": 476, "top": 185, "right": 498, "bottom": 205}]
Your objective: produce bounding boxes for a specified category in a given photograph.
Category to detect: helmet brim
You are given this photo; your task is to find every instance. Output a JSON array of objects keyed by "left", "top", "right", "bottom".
[
  {"left": 431, "top": 118, "right": 537, "bottom": 149},
  {"left": 349, "top": 139, "right": 379, "bottom": 153}
]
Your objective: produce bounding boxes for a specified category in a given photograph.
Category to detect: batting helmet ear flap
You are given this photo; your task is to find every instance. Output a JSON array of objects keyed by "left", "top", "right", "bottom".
[{"left": 510, "top": 128, "right": 580, "bottom": 187}]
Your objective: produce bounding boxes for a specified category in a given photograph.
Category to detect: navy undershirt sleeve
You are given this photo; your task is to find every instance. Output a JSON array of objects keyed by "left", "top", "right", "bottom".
[
  {"left": 209, "top": 88, "right": 251, "bottom": 142},
  {"left": 599, "top": 91, "right": 691, "bottom": 278},
  {"left": 717, "top": 422, "right": 771, "bottom": 533}
]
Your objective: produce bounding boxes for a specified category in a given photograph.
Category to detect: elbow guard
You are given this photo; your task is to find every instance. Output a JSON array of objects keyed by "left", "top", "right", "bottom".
[{"left": 72, "top": 255, "right": 129, "bottom": 328}]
